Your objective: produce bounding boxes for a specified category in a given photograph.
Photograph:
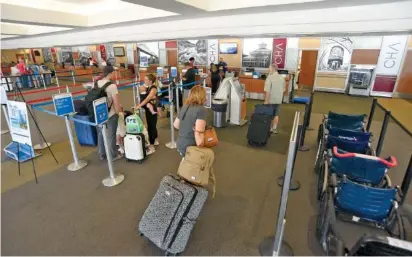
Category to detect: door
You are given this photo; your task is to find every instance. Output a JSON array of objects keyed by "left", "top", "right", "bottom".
[
  {"left": 167, "top": 50, "right": 177, "bottom": 67},
  {"left": 299, "top": 50, "right": 318, "bottom": 87}
]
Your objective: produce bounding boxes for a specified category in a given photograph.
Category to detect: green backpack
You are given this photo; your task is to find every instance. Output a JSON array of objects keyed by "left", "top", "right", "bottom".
[{"left": 125, "top": 113, "right": 144, "bottom": 134}]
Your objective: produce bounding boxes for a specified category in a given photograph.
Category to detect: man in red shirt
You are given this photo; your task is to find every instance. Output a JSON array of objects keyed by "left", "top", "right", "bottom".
[{"left": 16, "top": 58, "right": 26, "bottom": 74}]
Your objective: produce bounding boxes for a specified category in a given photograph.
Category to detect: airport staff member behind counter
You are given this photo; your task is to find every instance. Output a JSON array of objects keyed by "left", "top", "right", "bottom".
[
  {"left": 182, "top": 62, "right": 196, "bottom": 90},
  {"left": 264, "top": 64, "right": 285, "bottom": 134}
]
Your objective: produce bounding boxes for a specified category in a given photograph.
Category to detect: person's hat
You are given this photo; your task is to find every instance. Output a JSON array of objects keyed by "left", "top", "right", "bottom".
[{"left": 103, "top": 65, "right": 115, "bottom": 76}]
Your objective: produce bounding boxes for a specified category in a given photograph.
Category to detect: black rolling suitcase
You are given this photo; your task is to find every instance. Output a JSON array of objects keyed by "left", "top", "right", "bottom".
[
  {"left": 247, "top": 113, "right": 272, "bottom": 147},
  {"left": 138, "top": 175, "right": 208, "bottom": 256}
]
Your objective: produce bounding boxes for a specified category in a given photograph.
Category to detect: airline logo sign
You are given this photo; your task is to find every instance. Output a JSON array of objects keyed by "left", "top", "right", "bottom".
[
  {"left": 376, "top": 35, "right": 409, "bottom": 76},
  {"left": 272, "top": 38, "right": 287, "bottom": 69},
  {"left": 208, "top": 39, "right": 219, "bottom": 64}
]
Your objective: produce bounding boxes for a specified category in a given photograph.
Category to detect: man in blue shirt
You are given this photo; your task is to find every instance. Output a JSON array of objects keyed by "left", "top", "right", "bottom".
[{"left": 218, "top": 57, "right": 228, "bottom": 74}]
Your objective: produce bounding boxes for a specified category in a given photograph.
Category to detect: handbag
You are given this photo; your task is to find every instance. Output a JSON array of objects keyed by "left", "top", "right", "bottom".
[{"left": 203, "top": 126, "right": 218, "bottom": 148}]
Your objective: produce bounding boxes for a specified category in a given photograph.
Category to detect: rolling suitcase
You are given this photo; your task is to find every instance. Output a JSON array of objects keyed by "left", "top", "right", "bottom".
[
  {"left": 124, "top": 133, "right": 146, "bottom": 163},
  {"left": 138, "top": 175, "right": 208, "bottom": 255},
  {"left": 73, "top": 114, "right": 98, "bottom": 146},
  {"left": 247, "top": 113, "right": 272, "bottom": 147},
  {"left": 255, "top": 104, "right": 277, "bottom": 118}
]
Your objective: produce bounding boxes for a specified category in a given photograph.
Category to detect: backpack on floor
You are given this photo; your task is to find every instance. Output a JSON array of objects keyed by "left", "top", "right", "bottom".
[
  {"left": 85, "top": 81, "right": 112, "bottom": 121},
  {"left": 177, "top": 146, "right": 216, "bottom": 198},
  {"left": 125, "top": 113, "right": 144, "bottom": 134}
]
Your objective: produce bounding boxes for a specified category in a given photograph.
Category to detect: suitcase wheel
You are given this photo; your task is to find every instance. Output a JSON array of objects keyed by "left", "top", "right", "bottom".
[
  {"left": 139, "top": 232, "right": 143, "bottom": 237},
  {"left": 137, "top": 160, "right": 144, "bottom": 164}
]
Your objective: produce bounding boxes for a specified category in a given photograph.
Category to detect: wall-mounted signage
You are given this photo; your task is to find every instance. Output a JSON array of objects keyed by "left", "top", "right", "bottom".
[
  {"left": 272, "top": 38, "right": 287, "bottom": 69},
  {"left": 375, "top": 35, "right": 409, "bottom": 76}
]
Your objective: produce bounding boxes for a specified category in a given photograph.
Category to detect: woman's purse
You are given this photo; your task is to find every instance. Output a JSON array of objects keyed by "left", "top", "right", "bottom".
[{"left": 203, "top": 126, "right": 218, "bottom": 148}]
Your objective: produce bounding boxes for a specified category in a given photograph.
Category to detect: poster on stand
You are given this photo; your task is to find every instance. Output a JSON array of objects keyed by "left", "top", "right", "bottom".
[
  {"left": 178, "top": 40, "right": 207, "bottom": 65},
  {"left": 242, "top": 38, "right": 273, "bottom": 68},
  {"left": 7, "top": 101, "right": 32, "bottom": 146},
  {"left": 272, "top": 38, "right": 287, "bottom": 69},
  {"left": 207, "top": 39, "right": 219, "bottom": 65},
  {"left": 140, "top": 56, "right": 148, "bottom": 67},
  {"left": 318, "top": 37, "right": 353, "bottom": 72},
  {"left": 137, "top": 42, "right": 159, "bottom": 65}
]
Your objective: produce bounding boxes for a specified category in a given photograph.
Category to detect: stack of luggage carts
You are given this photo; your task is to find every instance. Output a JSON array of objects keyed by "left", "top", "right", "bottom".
[{"left": 314, "top": 111, "right": 409, "bottom": 255}]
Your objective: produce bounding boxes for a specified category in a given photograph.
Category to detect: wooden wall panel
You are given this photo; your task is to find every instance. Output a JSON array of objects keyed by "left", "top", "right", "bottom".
[
  {"left": 218, "top": 38, "right": 242, "bottom": 68},
  {"left": 316, "top": 73, "right": 347, "bottom": 90},
  {"left": 298, "top": 38, "right": 321, "bottom": 49},
  {"left": 299, "top": 50, "right": 318, "bottom": 87},
  {"left": 350, "top": 49, "right": 380, "bottom": 65},
  {"left": 395, "top": 50, "right": 412, "bottom": 94}
]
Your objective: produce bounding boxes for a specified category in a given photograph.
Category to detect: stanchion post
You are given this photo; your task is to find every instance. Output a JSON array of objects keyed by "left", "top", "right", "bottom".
[
  {"left": 175, "top": 80, "right": 180, "bottom": 116},
  {"left": 56, "top": 75, "right": 61, "bottom": 94},
  {"left": 376, "top": 110, "right": 390, "bottom": 156},
  {"left": 366, "top": 98, "right": 377, "bottom": 132},
  {"left": 71, "top": 70, "right": 76, "bottom": 89},
  {"left": 400, "top": 154, "right": 412, "bottom": 205},
  {"left": 41, "top": 73, "right": 47, "bottom": 90},
  {"left": 31, "top": 105, "right": 52, "bottom": 150},
  {"left": 306, "top": 92, "right": 314, "bottom": 130},
  {"left": 298, "top": 104, "right": 310, "bottom": 152},
  {"left": 64, "top": 115, "right": 87, "bottom": 171},
  {"left": 166, "top": 83, "right": 177, "bottom": 149},
  {"left": 1, "top": 104, "right": 10, "bottom": 135},
  {"left": 101, "top": 124, "right": 124, "bottom": 187}
]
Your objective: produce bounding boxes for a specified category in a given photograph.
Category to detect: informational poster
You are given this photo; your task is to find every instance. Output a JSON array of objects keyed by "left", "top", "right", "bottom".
[
  {"left": 171, "top": 67, "right": 177, "bottom": 78},
  {"left": 42, "top": 48, "right": 53, "bottom": 63},
  {"left": 207, "top": 39, "right": 219, "bottom": 65},
  {"left": 242, "top": 38, "right": 273, "bottom": 68},
  {"left": 100, "top": 45, "right": 107, "bottom": 61},
  {"left": 140, "top": 56, "right": 148, "bottom": 67},
  {"left": 93, "top": 98, "right": 109, "bottom": 125},
  {"left": 318, "top": 37, "right": 353, "bottom": 72},
  {"left": 178, "top": 40, "right": 207, "bottom": 65},
  {"left": 272, "top": 38, "right": 287, "bottom": 69},
  {"left": 53, "top": 93, "right": 74, "bottom": 116},
  {"left": 204, "top": 87, "right": 212, "bottom": 108},
  {"left": 105, "top": 43, "right": 116, "bottom": 65},
  {"left": 375, "top": 35, "right": 409, "bottom": 76},
  {"left": 61, "top": 47, "right": 73, "bottom": 64},
  {"left": 157, "top": 67, "right": 164, "bottom": 78},
  {"left": 1, "top": 86, "right": 7, "bottom": 104},
  {"left": 7, "top": 100, "right": 32, "bottom": 146}
]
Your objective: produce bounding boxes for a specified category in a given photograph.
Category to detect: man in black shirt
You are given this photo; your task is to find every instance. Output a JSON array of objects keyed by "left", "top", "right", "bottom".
[{"left": 182, "top": 62, "right": 196, "bottom": 89}]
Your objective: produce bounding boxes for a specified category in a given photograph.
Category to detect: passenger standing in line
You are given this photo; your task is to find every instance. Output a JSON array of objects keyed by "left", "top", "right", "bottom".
[
  {"left": 174, "top": 86, "right": 207, "bottom": 156},
  {"left": 135, "top": 74, "right": 159, "bottom": 155},
  {"left": 189, "top": 57, "right": 197, "bottom": 69},
  {"left": 97, "top": 66, "right": 123, "bottom": 161},
  {"left": 264, "top": 64, "right": 285, "bottom": 134},
  {"left": 182, "top": 62, "right": 196, "bottom": 89},
  {"left": 210, "top": 63, "right": 220, "bottom": 94}
]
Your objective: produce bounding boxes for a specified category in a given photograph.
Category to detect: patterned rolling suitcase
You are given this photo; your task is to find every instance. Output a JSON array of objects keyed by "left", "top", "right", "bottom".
[
  {"left": 247, "top": 113, "right": 272, "bottom": 147},
  {"left": 138, "top": 175, "right": 208, "bottom": 255}
]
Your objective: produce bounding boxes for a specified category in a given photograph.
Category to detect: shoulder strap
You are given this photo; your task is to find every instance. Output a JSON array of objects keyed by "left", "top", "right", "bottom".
[
  {"left": 93, "top": 81, "right": 99, "bottom": 89},
  {"left": 101, "top": 81, "right": 112, "bottom": 91},
  {"left": 182, "top": 105, "right": 190, "bottom": 120}
]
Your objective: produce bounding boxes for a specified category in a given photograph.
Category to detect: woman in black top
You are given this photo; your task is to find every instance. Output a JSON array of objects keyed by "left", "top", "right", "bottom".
[
  {"left": 210, "top": 63, "right": 220, "bottom": 94},
  {"left": 135, "top": 74, "right": 159, "bottom": 155}
]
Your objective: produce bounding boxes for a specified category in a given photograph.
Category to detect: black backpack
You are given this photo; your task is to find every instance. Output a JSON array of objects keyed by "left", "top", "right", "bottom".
[{"left": 85, "top": 81, "right": 112, "bottom": 121}]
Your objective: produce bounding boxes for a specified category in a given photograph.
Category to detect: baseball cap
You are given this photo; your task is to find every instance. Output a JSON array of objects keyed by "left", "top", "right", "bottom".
[{"left": 103, "top": 65, "right": 115, "bottom": 76}]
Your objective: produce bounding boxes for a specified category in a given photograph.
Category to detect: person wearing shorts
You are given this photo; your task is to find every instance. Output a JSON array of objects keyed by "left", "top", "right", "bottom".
[{"left": 264, "top": 64, "right": 285, "bottom": 134}]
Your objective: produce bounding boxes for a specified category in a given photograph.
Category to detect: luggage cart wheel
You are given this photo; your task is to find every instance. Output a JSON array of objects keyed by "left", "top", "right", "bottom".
[
  {"left": 139, "top": 232, "right": 143, "bottom": 237},
  {"left": 138, "top": 160, "right": 144, "bottom": 164}
]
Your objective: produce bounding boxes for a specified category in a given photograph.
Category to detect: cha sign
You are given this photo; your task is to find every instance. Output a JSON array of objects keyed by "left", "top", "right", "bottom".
[
  {"left": 272, "top": 38, "right": 287, "bottom": 69},
  {"left": 208, "top": 39, "right": 219, "bottom": 64},
  {"left": 375, "top": 35, "right": 409, "bottom": 76}
]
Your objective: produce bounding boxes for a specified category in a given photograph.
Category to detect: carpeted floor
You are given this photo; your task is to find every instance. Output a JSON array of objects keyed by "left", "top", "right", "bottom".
[{"left": 1, "top": 90, "right": 411, "bottom": 255}]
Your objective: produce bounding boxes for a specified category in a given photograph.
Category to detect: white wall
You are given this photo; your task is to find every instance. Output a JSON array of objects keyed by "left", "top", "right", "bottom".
[{"left": 2, "top": 1, "right": 412, "bottom": 49}]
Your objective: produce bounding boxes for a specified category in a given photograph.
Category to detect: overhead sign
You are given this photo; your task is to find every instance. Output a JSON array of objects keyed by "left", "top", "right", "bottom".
[
  {"left": 171, "top": 67, "right": 177, "bottom": 78},
  {"left": 93, "top": 97, "right": 109, "bottom": 125},
  {"left": 7, "top": 100, "right": 32, "bottom": 146},
  {"left": 204, "top": 87, "right": 212, "bottom": 109},
  {"left": 157, "top": 67, "right": 164, "bottom": 78},
  {"left": 208, "top": 39, "right": 219, "bottom": 64},
  {"left": 375, "top": 35, "right": 409, "bottom": 76},
  {"left": 53, "top": 93, "right": 75, "bottom": 116},
  {"left": 272, "top": 38, "right": 287, "bottom": 69}
]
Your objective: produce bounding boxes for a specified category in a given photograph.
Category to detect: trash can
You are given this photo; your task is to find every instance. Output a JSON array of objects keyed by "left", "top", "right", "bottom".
[{"left": 212, "top": 99, "right": 228, "bottom": 128}]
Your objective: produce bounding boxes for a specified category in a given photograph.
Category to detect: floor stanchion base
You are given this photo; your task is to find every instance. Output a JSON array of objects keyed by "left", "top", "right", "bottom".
[
  {"left": 165, "top": 141, "right": 177, "bottom": 149},
  {"left": 1, "top": 129, "right": 9, "bottom": 135},
  {"left": 259, "top": 236, "right": 294, "bottom": 256},
  {"left": 299, "top": 145, "right": 310, "bottom": 152},
  {"left": 102, "top": 174, "right": 125, "bottom": 187},
  {"left": 277, "top": 176, "right": 300, "bottom": 191},
  {"left": 33, "top": 142, "right": 52, "bottom": 150},
  {"left": 67, "top": 160, "right": 88, "bottom": 172}
]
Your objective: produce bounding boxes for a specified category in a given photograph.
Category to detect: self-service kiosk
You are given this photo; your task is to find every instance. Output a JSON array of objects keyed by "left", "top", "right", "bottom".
[{"left": 213, "top": 77, "right": 248, "bottom": 126}]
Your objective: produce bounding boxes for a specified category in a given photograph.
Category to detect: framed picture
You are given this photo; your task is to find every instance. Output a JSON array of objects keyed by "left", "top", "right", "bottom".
[{"left": 114, "top": 47, "right": 125, "bottom": 57}]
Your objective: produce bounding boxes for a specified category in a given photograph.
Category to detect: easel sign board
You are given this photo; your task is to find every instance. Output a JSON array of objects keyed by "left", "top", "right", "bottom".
[
  {"left": 53, "top": 93, "right": 75, "bottom": 116},
  {"left": 7, "top": 100, "right": 32, "bottom": 146},
  {"left": 171, "top": 67, "right": 177, "bottom": 78},
  {"left": 93, "top": 97, "right": 109, "bottom": 125},
  {"left": 157, "top": 67, "right": 164, "bottom": 78},
  {"left": 204, "top": 87, "right": 212, "bottom": 109}
]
